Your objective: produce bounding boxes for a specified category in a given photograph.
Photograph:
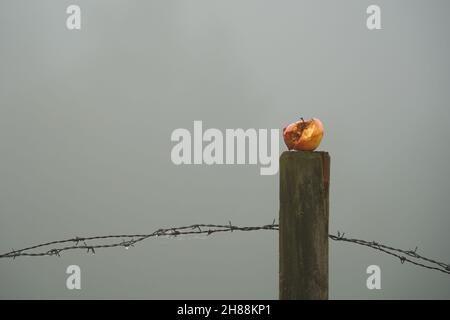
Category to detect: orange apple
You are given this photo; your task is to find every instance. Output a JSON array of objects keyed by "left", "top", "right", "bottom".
[{"left": 283, "top": 118, "right": 324, "bottom": 151}]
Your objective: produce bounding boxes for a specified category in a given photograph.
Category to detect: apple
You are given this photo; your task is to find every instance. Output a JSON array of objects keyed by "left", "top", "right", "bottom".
[{"left": 283, "top": 118, "right": 324, "bottom": 151}]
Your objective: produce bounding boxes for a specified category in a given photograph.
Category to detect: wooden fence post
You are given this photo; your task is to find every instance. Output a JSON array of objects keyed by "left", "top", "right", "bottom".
[{"left": 279, "top": 151, "right": 330, "bottom": 300}]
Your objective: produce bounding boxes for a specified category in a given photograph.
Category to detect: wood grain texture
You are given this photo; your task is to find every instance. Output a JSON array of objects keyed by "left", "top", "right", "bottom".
[{"left": 279, "top": 151, "right": 330, "bottom": 300}]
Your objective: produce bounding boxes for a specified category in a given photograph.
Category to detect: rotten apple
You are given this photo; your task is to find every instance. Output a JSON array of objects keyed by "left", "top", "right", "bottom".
[{"left": 283, "top": 118, "right": 324, "bottom": 151}]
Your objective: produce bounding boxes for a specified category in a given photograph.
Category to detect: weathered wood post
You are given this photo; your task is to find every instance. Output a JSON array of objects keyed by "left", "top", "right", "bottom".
[{"left": 279, "top": 151, "right": 330, "bottom": 300}]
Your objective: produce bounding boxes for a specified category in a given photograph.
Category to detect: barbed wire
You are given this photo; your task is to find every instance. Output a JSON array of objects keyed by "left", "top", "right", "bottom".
[
  {"left": 0, "top": 221, "right": 449, "bottom": 275},
  {"left": 330, "top": 231, "right": 450, "bottom": 275},
  {"left": 0, "top": 221, "right": 278, "bottom": 259}
]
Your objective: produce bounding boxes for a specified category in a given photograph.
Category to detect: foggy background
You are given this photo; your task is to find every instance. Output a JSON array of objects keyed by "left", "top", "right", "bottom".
[{"left": 1, "top": 0, "right": 450, "bottom": 299}]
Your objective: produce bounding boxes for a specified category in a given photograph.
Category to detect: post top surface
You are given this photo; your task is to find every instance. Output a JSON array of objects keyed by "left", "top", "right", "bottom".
[{"left": 280, "top": 150, "right": 330, "bottom": 160}]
